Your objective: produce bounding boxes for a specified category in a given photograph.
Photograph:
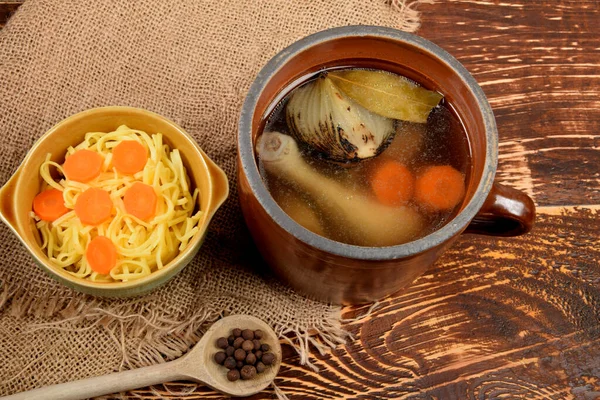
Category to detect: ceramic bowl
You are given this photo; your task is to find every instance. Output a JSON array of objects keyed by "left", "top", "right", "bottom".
[
  {"left": 0, "top": 106, "right": 229, "bottom": 297},
  {"left": 237, "top": 26, "right": 535, "bottom": 304}
]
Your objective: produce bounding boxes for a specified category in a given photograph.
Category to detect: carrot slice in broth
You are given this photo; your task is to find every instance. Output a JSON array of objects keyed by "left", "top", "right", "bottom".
[
  {"left": 414, "top": 165, "right": 465, "bottom": 211},
  {"left": 371, "top": 161, "right": 415, "bottom": 206}
]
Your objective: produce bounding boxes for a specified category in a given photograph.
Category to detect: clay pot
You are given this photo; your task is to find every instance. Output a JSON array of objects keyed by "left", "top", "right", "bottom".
[{"left": 237, "top": 26, "right": 534, "bottom": 304}]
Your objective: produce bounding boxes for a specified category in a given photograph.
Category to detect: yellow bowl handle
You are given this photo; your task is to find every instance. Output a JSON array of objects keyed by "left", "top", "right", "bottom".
[
  {"left": 203, "top": 155, "right": 229, "bottom": 219},
  {"left": 0, "top": 166, "right": 22, "bottom": 232}
]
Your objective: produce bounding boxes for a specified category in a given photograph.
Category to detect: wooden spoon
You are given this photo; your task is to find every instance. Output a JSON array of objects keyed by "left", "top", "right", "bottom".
[{"left": 5, "top": 315, "right": 282, "bottom": 400}]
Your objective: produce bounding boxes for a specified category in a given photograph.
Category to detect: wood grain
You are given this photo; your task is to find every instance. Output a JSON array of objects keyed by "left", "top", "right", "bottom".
[
  {"left": 0, "top": 1, "right": 20, "bottom": 29},
  {"left": 1, "top": 0, "right": 599, "bottom": 399},
  {"left": 416, "top": 0, "right": 600, "bottom": 207}
]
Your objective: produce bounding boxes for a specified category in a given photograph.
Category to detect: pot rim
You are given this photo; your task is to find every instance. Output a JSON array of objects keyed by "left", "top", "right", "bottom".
[{"left": 238, "top": 25, "right": 497, "bottom": 260}]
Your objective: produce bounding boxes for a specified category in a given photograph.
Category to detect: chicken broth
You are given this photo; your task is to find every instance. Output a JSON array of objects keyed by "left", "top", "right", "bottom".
[{"left": 256, "top": 68, "right": 471, "bottom": 247}]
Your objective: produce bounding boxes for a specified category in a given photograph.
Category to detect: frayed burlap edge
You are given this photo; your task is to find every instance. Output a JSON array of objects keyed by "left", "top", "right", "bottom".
[
  {"left": 0, "top": 283, "right": 353, "bottom": 369},
  {"left": 0, "top": 279, "right": 381, "bottom": 400},
  {"left": 388, "top": 0, "right": 435, "bottom": 32}
]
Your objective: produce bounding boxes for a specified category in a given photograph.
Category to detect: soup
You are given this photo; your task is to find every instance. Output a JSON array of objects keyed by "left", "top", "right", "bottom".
[{"left": 256, "top": 68, "right": 471, "bottom": 247}]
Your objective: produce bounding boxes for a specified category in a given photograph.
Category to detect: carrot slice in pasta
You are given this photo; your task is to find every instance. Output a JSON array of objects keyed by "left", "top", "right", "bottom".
[
  {"left": 33, "top": 189, "right": 69, "bottom": 221},
  {"left": 112, "top": 141, "right": 148, "bottom": 174},
  {"left": 86, "top": 235, "right": 117, "bottom": 274},
  {"left": 63, "top": 149, "right": 104, "bottom": 182},
  {"left": 75, "top": 188, "right": 113, "bottom": 225},
  {"left": 123, "top": 182, "right": 157, "bottom": 221}
]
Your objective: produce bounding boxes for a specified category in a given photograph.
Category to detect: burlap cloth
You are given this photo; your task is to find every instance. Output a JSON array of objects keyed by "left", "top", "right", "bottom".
[{"left": 0, "top": 0, "right": 430, "bottom": 396}]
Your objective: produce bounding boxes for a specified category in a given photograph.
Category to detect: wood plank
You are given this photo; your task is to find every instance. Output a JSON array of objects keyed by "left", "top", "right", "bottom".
[
  {"left": 0, "top": 2, "right": 22, "bottom": 29},
  {"left": 417, "top": 0, "right": 600, "bottom": 207}
]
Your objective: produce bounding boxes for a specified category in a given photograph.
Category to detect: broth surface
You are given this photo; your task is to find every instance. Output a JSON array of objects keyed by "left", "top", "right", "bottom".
[{"left": 257, "top": 68, "right": 471, "bottom": 247}]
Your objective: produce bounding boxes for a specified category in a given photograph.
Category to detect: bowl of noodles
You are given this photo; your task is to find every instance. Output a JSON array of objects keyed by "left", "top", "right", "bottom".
[{"left": 0, "top": 106, "right": 229, "bottom": 297}]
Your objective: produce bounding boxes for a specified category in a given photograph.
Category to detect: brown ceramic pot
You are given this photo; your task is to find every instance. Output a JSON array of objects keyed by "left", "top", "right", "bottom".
[{"left": 237, "top": 26, "right": 535, "bottom": 305}]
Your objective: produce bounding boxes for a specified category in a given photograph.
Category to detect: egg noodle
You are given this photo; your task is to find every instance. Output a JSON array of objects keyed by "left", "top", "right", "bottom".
[{"left": 32, "top": 125, "right": 202, "bottom": 282}]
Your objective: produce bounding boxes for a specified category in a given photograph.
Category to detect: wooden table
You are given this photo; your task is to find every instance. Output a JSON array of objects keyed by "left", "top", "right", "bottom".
[{"left": 2, "top": 0, "right": 599, "bottom": 398}]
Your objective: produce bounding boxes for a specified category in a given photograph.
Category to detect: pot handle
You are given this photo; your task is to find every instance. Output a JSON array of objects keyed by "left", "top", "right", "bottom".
[{"left": 464, "top": 183, "right": 535, "bottom": 237}]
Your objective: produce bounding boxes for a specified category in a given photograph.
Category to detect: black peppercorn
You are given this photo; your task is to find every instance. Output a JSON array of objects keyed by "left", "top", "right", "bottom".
[
  {"left": 223, "top": 356, "right": 237, "bottom": 370},
  {"left": 240, "top": 365, "right": 257, "bottom": 380},
  {"left": 242, "top": 340, "right": 254, "bottom": 352},
  {"left": 214, "top": 326, "right": 275, "bottom": 382},
  {"left": 213, "top": 351, "right": 226, "bottom": 365},
  {"left": 216, "top": 337, "right": 229, "bottom": 349},
  {"left": 234, "top": 348, "right": 246, "bottom": 361},
  {"left": 256, "top": 361, "right": 266, "bottom": 373},
  {"left": 227, "top": 368, "right": 240, "bottom": 382},
  {"left": 262, "top": 352, "right": 275, "bottom": 365},
  {"left": 246, "top": 352, "right": 257, "bottom": 365},
  {"left": 233, "top": 337, "right": 244, "bottom": 349},
  {"left": 242, "top": 329, "right": 254, "bottom": 340}
]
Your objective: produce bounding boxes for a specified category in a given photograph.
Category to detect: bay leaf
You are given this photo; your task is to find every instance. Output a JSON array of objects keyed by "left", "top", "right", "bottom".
[{"left": 329, "top": 70, "right": 443, "bottom": 123}]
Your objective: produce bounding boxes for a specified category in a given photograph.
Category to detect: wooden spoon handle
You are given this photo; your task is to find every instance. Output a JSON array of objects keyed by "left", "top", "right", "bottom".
[{"left": 4, "top": 360, "right": 189, "bottom": 400}]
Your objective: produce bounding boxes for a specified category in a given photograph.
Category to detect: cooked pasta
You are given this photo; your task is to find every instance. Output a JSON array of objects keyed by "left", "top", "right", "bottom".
[{"left": 32, "top": 125, "right": 202, "bottom": 282}]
